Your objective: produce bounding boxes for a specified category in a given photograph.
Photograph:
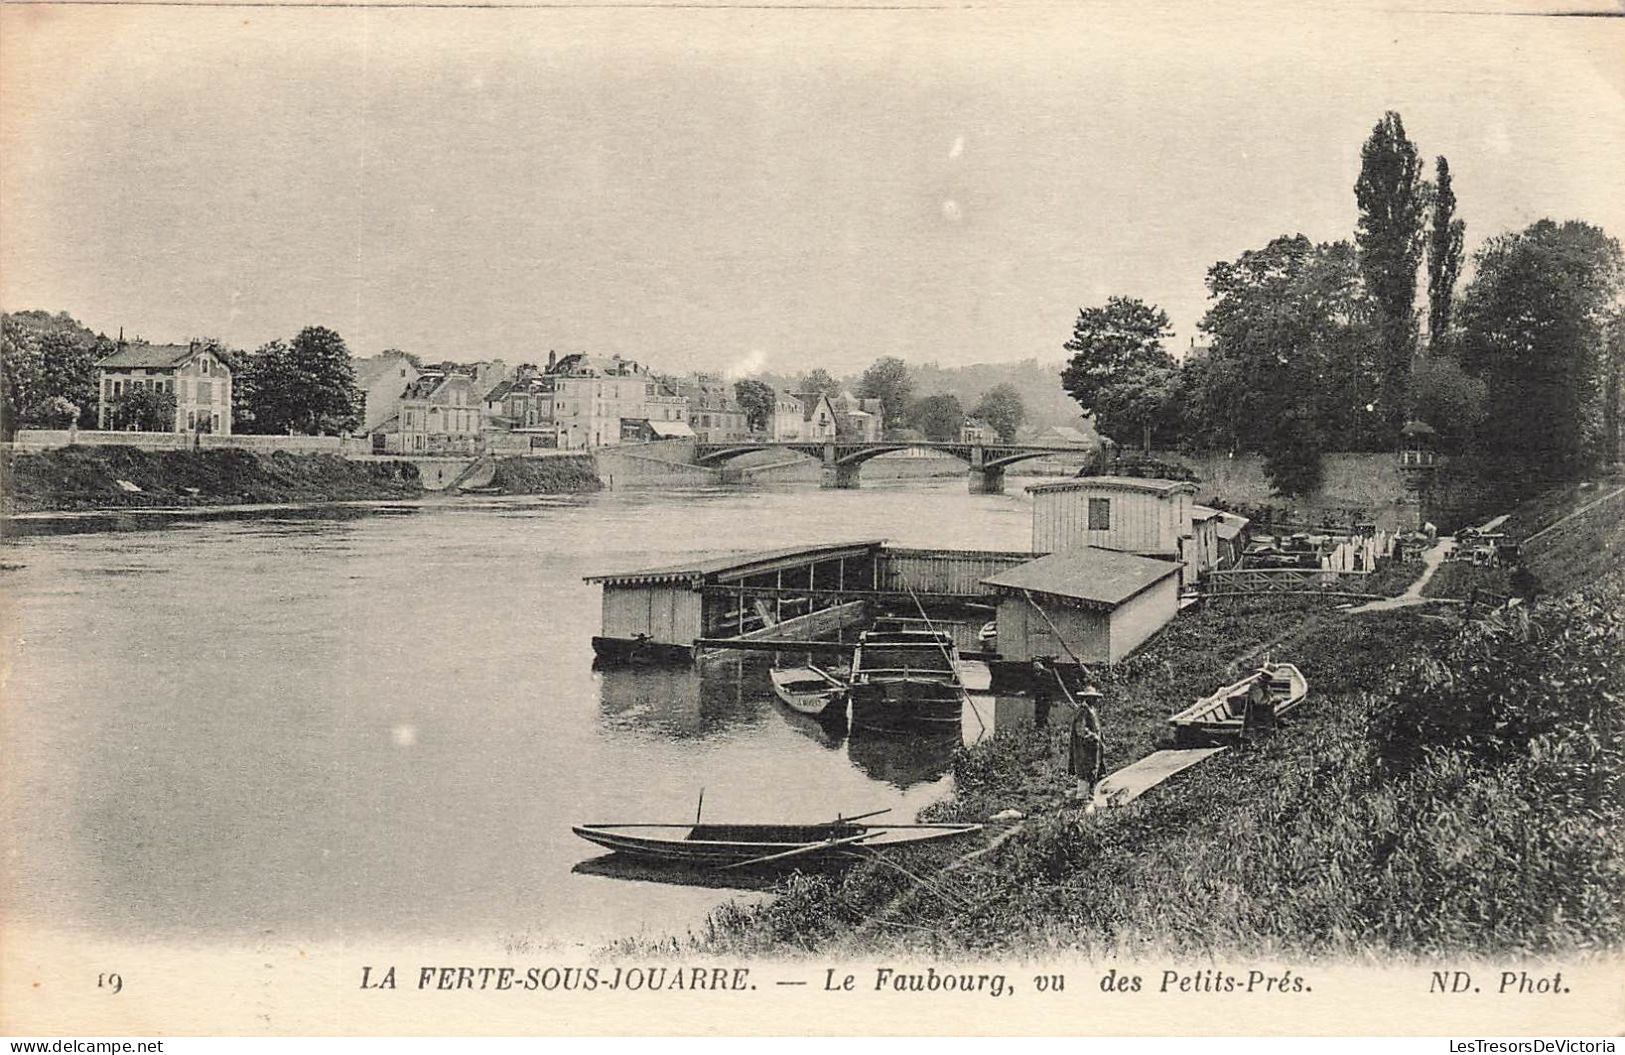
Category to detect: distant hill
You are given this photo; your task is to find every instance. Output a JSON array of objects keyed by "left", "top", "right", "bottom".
[{"left": 752, "top": 358, "right": 1084, "bottom": 430}]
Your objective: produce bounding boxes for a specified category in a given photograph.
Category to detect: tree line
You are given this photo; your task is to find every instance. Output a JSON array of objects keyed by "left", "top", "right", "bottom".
[
  {"left": 742, "top": 359, "right": 1032, "bottom": 442},
  {"left": 0, "top": 316, "right": 366, "bottom": 440},
  {"left": 1061, "top": 111, "right": 1625, "bottom": 497}
]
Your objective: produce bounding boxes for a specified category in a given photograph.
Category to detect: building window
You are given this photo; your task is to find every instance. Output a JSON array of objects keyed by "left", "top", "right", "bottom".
[
  {"left": 188, "top": 411, "right": 196, "bottom": 430},
  {"left": 1088, "top": 497, "right": 1112, "bottom": 531},
  {"left": 201, "top": 357, "right": 211, "bottom": 375},
  {"left": 197, "top": 380, "right": 213, "bottom": 403}
]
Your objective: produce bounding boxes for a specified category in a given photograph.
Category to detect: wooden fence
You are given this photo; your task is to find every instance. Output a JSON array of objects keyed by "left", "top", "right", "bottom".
[{"left": 1204, "top": 567, "right": 1375, "bottom": 599}]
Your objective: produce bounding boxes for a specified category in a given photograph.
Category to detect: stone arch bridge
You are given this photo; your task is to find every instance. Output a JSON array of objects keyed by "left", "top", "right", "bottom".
[{"left": 692, "top": 439, "right": 1100, "bottom": 493}]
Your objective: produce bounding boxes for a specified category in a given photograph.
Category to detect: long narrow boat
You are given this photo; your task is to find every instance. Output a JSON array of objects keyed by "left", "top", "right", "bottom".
[
  {"left": 572, "top": 820, "right": 982, "bottom": 868},
  {"left": 847, "top": 627, "right": 968, "bottom": 732},
  {"left": 1167, "top": 661, "right": 1309, "bottom": 746},
  {"left": 768, "top": 664, "right": 848, "bottom": 716}
]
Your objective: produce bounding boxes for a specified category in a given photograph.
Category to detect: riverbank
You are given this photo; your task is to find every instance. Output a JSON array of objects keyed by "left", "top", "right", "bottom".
[
  {"left": 622, "top": 487, "right": 1624, "bottom": 959},
  {"left": 0, "top": 445, "right": 425, "bottom": 515},
  {"left": 0, "top": 445, "right": 607, "bottom": 515}
]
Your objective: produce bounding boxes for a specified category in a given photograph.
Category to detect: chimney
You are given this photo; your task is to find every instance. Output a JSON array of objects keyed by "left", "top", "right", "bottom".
[{"left": 547, "top": 350, "right": 557, "bottom": 371}]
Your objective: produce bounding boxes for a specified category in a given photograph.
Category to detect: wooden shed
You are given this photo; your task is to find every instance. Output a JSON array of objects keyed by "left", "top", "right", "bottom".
[
  {"left": 1029, "top": 476, "right": 1197, "bottom": 562},
  {"left": 981, "top": 547, "right": 1182, "bottom": 667}
]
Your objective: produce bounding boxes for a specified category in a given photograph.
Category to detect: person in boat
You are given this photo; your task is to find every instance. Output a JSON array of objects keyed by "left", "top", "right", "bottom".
[{"left": 1240, "top": 678, "right": 1275, "bottom": 741}]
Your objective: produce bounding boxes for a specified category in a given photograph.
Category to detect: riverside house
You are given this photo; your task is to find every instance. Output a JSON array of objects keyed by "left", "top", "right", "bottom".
[
  {"left": 373, "top": 370, "right": 482, "bottom": 454},
  {"left": 95, "top": 340, "right": 233, "bottom": 434},
  {"left": 353, "top": 351, "right": 421, "bottom": 434}
]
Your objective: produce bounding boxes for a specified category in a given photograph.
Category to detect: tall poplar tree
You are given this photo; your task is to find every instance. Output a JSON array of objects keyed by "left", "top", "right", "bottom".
[
  {"left": 1426, "top": 155, "right": 1466, "bottom": 355},
  {"left": 1354, "top": 111, "right": 1427, "bottom": 438}
]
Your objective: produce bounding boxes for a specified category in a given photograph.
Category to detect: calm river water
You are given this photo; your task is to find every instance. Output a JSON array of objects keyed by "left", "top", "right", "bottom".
[{"left": 0, "top": 478, "right": 1039, "bottom": 947}]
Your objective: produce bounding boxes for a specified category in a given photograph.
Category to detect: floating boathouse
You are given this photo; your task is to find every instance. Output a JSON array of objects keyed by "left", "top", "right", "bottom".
[{"left": 584, "top": 541, "right": 1035, "bottom": 663}]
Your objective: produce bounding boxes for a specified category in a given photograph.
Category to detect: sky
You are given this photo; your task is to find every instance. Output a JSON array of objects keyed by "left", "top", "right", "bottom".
[{"left": 2, "top": 2, "right": 1623, "bottom": 376}]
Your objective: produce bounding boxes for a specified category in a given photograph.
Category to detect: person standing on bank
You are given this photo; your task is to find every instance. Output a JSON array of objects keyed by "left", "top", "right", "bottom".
[{"left": 1070, "top": 684, "right": 1105, "bottom": 791}]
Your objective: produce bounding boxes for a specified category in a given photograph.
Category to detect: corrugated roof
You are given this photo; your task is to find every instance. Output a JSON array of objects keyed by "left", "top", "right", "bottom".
[
  {"left": 1026, "top": 475, "right": 1198, "bottom": 497},
  {"left": 95, "top": 343, "right": 199, "bottom": 369},
  {"left": 585, "top": 539, "right": 887, "bottom": 587},
  {"left": 981, "top": 548, "right": 1180, "bottom": 608}
]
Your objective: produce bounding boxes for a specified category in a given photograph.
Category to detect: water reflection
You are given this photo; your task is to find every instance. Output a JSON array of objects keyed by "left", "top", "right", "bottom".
[
  {"left": 846, "top": 726, "right": 961, "bottom": 790},
  {"left": 596, "top": 662, "right": 766, "bottom": 740}
]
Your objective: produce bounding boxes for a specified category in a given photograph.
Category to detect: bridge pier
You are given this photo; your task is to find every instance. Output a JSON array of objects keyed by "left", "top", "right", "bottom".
[
  {"left": 968, "top": 465, "right": 1005, "bottom": 494},
  {"left": 821, "top": 462, "right": 862, "bottom": 489}
]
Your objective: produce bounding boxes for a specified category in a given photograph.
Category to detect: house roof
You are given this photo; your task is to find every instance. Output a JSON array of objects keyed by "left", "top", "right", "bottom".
[
  {"left": 352, "top": 353, "right": 416, "bottom": 387},
  {"left": 646, "top": 420, "right": 696, "bottom": 438},
  {"left": 1213, "top": 510, "right": 1250, "bottom": 542},
  {"left": 585, "top": 539, "right": 887, "bottom": 587},
  {"left": 95, "top": 343, "right": 203, "bottom": 370},
  {"left": 981, "top": 548, "right": 1181, "bottom": 610},
  {"left": 402, "top": 372, "right": 474, "bottom": 401},
  {"left": 1026, "top": 475, "right": 1199, "bottom": 498},
  {"left": 1191, "top": 504, "right": 1224, "bottom": 523},
  {"left": 796, "top": 393, "right": 833, "bottom": 420}
]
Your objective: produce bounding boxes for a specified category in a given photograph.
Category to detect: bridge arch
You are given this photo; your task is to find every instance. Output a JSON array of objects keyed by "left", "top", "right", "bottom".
[{"left": 688, "top": 439, "right": 1096, "bottom": 492}]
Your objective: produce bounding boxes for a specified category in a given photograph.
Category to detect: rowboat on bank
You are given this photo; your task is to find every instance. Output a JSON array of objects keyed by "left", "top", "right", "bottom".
[
  {"left": 571, "top": 816, "right": 982, "bottom": 870},
  {"left": 768, "top": 664, "right": 849, "bottom": 716},
  {"left": 1167, "top": 662, "right": 1309, "bottom": 746}
]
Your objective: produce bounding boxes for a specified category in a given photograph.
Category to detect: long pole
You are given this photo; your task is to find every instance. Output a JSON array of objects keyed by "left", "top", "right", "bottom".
[{"left": 906, "top": 584, "right": 984, "bottom": 735}]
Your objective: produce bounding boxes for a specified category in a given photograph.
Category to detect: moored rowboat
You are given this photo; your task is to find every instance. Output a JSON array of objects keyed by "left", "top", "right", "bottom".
[
  {"left": 571, "top": 820, "right": 982, "bottom": 868},
  {"left": 769, "top": 664, "right": 848, "bottom": 716},
  {"left": 1167, "top": 661, "right": 1309, "bottom": 746}
]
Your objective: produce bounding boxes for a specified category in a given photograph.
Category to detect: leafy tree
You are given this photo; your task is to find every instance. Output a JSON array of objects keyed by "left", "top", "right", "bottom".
[
  {"left": 910, "top": 393, "right": 964, "bottom": 441},
  {"left": 970, "top": 383, "right": 1026, "bottom": 441},
  {"left": 37, "top": 395, "right": 80, "bottom": 428},
  {"left": 1354, "top": 111, "right": 1427, "bottom": 437},
  {"left": 285, "top": 327, "right": 360, "bottom": 435},
  {"left": 109, "top": 385, "right": 177, "bottom": 432},
  {"left": 1060, "top": 296, "right": 1190, "bottom": 452},
  {"left": 1458, "top": 219, "right": 1624, "bottom": 480},
  {"left": 231, "top": 340, "right": 283, "bottom": 434},
  {"left": 732, "top": 378, "right": 776, "bottom": 432},
  {"left": 798, "top": 368, "right": 842, "bottom": 400},
  {"left": 857, "top": 357, "right": 914, "bottom": 430},
  {"left": 1099, "top": 360, "right": 1180, "bottom": 454},
  {"left": 1, "top": 310, "right": 108, "bottom": 436},
  {"left": 1406, "top": 356, "right": 1487, "bottom": 453},
  {"left": 1605, "top": 309, "right": 1625, "bottom": 465},
  {"left": 1196, "top": 236, "right": 1383, "bottom": 451},
  {"left": 1261, "top": 412, "right": 1325, "bottom": 497},
  {"left": 241, "top": 327, "right": 361, "bottom": 435},
  {"left": 1426, "top": 156, "right": 1466, "bottom": 354},
  {"left": 1061, "top": 296, "right": 1171, "bottom": 410}
]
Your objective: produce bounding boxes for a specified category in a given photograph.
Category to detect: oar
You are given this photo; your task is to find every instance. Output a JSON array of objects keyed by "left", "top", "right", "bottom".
[
  {"left": 808, "top": 664, "right": 848, "bottom": 688},
  {"left": 822, "top": 807, "right": 891, "bottom": 826},
  {"left": 720, "top": 831, "right": 878, "bottom": 871}
]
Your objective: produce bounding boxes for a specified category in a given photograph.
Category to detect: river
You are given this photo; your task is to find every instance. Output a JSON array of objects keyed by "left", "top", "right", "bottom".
[{"left": 0, "top": 478, "right": 1040, "bottom": 949}]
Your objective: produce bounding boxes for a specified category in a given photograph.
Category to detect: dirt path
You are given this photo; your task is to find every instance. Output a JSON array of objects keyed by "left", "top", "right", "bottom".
[{"left": 1349, "top": 537, "right": 1455, "bottom": 614}]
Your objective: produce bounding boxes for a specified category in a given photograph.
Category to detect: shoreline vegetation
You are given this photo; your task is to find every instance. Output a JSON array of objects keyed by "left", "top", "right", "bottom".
[
  {"left": 613, "top": 482, "right": 1623, "bottom": 960},
  {"left": 0, "top": 445, "right": 604, "bottom": 516}
]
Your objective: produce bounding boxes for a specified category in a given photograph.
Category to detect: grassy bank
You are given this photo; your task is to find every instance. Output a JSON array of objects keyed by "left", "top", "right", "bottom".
[
  {"left": 0, "top": 444, "right": 423, "bottom": 513},
  {"left": 489, "top": 454, "right": 601, "bottom": 495},
  {"left": 621, "top": 498, "right": 1624, "bottom": 960}
]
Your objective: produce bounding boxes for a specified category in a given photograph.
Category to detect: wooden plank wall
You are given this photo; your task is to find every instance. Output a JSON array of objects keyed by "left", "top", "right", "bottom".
[{"left": 880, "top": 547, "right": 1034, "bottom": 597}]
